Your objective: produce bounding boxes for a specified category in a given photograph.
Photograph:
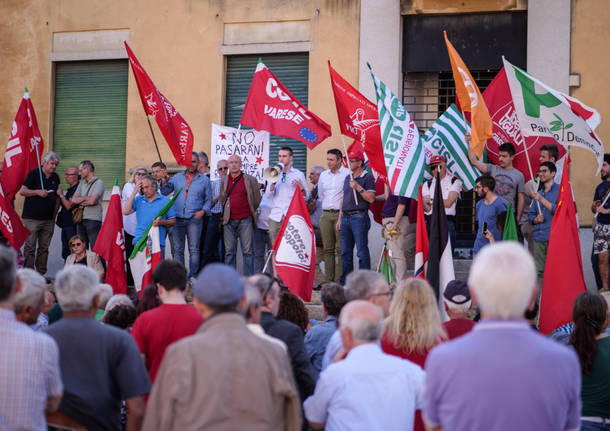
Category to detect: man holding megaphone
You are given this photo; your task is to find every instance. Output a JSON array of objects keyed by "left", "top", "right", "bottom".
[{"left": 265, "top": 146, "right": 309, "bottom": 244}]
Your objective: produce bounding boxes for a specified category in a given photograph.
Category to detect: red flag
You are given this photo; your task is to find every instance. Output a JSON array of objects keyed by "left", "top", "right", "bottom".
[
  {"left": 482, "top": 68, "right": 566, "bottom": 182},
  {"left": 124, "top": 43, "right": 194, "bottom": 167},
  {"left": 93, "top": 182, "right": 127, "bottom": 294},
  {"left": 539, "top": 158, "right": 586, "bottom": 334},
  {"left": 1, "top": 90, "right": 44, "bottom": 202},
  {"left": 414, "top": 185, "right": 428, "bottom": 279},
  {"left": 272, "top": 188, "right": 315, "bottom": 301},
  {"left": 0, "top": 191, "right": 29, "bottom": 250},
  {"left": 241, "top": 62, "right": 331, "bottom": 149},
  {"left": 329, "top": 62, "right": 387, "bottom": 181}
]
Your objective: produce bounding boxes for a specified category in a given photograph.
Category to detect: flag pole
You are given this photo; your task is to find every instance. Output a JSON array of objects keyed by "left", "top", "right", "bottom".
[
  {"left": 26, "top": 88, "right": 45, "bottom": 190},
  {"left": 340, "top": 135, "right": 358, "bottom": 204},
  {"left": 262, "top": 249, "right": 273, "bottom": 274},
  {"left": 145, "top": 115, "right": 163, "bottom": 163}
]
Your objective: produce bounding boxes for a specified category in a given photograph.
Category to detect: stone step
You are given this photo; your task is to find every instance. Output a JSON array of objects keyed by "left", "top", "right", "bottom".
[{"left": 305, "top": 304, "right": 324, "bottom": 321}]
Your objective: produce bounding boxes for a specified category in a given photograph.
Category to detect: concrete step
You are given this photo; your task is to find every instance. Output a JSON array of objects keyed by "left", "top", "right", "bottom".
[{"left": 306, "top": 304, "right": 324, "bottom": 321}]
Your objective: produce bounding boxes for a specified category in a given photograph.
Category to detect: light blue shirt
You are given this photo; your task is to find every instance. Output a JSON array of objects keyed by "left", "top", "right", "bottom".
[
  {"left": 321, "top": 329, "right": 342, "bottom": 371},
  {"left": 528, "top": 182, "right": 559, "bottom": 242},
  {"left": 161, "top": 171, "right": 212, "bottom": 218},
  {"left": 304, "top": 343, "right": 425, "bottom": 431},
  {"left": 305, "top": 316, "right": 337, "bottom": 377}
]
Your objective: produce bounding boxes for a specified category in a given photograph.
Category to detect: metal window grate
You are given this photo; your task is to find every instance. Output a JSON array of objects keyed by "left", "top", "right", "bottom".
[{"left": 403, "top": 70, "right": 499, "bottom": 250}]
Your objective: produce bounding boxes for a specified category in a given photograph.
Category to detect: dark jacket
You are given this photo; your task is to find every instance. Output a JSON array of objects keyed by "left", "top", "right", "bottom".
[
  {"left": 219, "top": 172, "right": 262, "bottom": 225},
  {"left": 260, "top": 312, "right": 316, "bottom": 402}
]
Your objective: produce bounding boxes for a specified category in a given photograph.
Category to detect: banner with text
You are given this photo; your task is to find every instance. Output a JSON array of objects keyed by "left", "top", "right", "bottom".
[{"left": 210, "top": 124, "right": 270, "bottom": 183}]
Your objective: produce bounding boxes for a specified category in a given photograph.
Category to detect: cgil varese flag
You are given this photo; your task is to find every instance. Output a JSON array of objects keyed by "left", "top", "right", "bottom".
[
  {"left": 93, "top": 180, "right": 127, "bottom": 294},
  {"left": 241, "top": 61, "right": 331, "bottom": 149},
  {"left": 444, "top": 32, "right": 492, "bottom": 158}
]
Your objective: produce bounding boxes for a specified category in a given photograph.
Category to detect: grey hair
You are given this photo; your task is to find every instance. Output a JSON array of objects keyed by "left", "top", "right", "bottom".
[
  {"left": 468, "top": 242, "right": 536, "bottom": 319},
  {"left": 310, "top": 166, "right": 324, "bottom": 175},
  {"left": 129, "top": 166, "right": 148, "bottom": 183},
  {"left": 0, "top": 245, "right": 17, "bottom": 302},
  {"left": 243, "top": 282, "right": 261, "bottom": 319},
  {"left": 141, "top": 175, "right": 157, "bottom": 190},
  {"left": 97, "top": 284, "right": 113, "bottom": 309},
  {"left": 344, "top": 270, "right": 387, "bottom": 302},
  {"left": 198, "top": 152, "right": 209, "bottom": 165},
  {"left": 104, "top": 294, "right": 134, "bottom": 313},
  {"left": 14, "top": 268, "right": 46, "bottom": 311},
  {"left": 55, "top": 265, "right": 100, "bottom": 312},
  {"left": 339, "top": 300, "right": 383, "bottom": 341},
  {"left": 443, "top": 297, "right": 472, "bottom": 314},
  {"left": 43, "top": 151, "right": 60, "bottom": 164}
]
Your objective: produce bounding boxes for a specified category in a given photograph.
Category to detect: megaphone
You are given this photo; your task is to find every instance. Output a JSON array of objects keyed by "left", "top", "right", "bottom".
[{"left": 264, "top": 163, "right": 285, "bottom": 183}]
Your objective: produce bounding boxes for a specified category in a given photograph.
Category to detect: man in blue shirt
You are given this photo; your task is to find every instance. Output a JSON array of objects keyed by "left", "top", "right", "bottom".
[
  {"left": 528, "top": 161, "right": 559, "bottom": 296},
  {"left": 473, "top": 175, "right": 507, "bottom": 254},
  {"left": 124, "top": 175, "right": 176, "bottom": 258},
  {"left": 161, "top": 152, "right": 212, "bottom": 278}
]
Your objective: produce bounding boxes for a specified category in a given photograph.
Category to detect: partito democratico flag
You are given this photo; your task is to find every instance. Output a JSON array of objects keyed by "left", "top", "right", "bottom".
[
  {"left": 93, "top": 180, "right": 127, "bottom": 294},
  {"left": 503, "top": 57, "right": 604, "bottom": 173},
  {"left": 125, "top": 42, "right": 194, "bottom": 167},
  {"left": 272, "top": 188, "right": 315, "bottom": 302},
  {"left": 368, "top": 63, "right": 425, "bottom": 199},
  {"left": 1, "top": 89, "right": 44, "bottom": 202},
  {"left": 241, "top": 61, "right": 331, "bottom": 149}
]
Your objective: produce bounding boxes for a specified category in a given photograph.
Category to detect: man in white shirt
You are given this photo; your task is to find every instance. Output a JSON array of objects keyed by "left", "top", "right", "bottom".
[
  {"left": 304, "top": 300, "right": 425, "bottom": 431},
  {"left": 266, "top": 146, "right": 309, "bottom": 245},
  {"left": 422, "top": 155, "right": 462, "bottom": 250},
  {"left": 317, "top": 149, "right": 350, "bottom": 282}
]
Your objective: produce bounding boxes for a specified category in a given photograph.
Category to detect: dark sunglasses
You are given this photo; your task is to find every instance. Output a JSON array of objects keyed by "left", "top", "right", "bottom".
[
  {"left": 70, "top": 242, "right": 83, "bottom": 247},
  {"left": 218, "top": 167, "right": 228, "bottom": 171}
]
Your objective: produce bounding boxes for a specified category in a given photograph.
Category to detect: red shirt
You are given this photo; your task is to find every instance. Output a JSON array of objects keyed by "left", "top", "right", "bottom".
[
  {"left": 131, "top": 304, "right": 203, "bottom": 383},
  {"left": 227, "top": 173, "right": 251, "bottom": 220},
  {"left": 442, "top": 318, "right": 476, "bottom": 340},
  {"left": 381, "top": 333, "right": 430, "bottom": 431}
]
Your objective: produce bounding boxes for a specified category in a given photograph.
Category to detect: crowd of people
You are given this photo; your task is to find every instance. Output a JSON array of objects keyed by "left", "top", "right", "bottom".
[{"left": 2, "top": 239, "right": 609, "bottom": 430}]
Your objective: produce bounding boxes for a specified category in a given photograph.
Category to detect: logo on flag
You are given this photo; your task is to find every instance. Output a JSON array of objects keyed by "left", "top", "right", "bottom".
[
  {"left": 368, "top": 63, "right": 425, "bottom": 199},
  {"left": 272, "top": 189, "right": 315, "bottom": 302}
]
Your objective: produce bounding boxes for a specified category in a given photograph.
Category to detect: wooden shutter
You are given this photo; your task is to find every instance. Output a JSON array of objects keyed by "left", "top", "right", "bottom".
[
  {"left": 225, "top": 53, "right": 309, "bottom": 172},
  {"left": 53, "top": 60, "right": 128, "bottom": 188}
]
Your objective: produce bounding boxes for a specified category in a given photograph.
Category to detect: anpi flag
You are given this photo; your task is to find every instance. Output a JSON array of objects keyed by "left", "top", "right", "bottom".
[
  {"left": 414, "top": 185, "right": 429, "bottom": 279},
  {"left": 427, "top": 172, "right": 455, "bottom": 319},
  {"left": 129, "top": 226, "right": 162, "bottom": 294},
  {"left": 368, "top": 63, "right": 425, "bottom": 199},
  {"left": 125, "top": 43, "right": 194, "bottom": 166},
  {"left": 93, "top": 180, "right": 127, "bottom": 294},
  {"left": 272, "top": 188, "right": 315, "bottom": 302},
  {"left": 483, "top": 68, "right": 566, "bottom": 182},
  {"left": 444, "top": 32, "right": 492, "bottom": 158},
  {"left": 328, "top": 62, "right": 387, "bottom": 180},
  {"left": 1, "top": 89, "right": 44, "bottom": 202},
  {"left": 241, "top": 61, "right": 331, "bottom": 149},
  {"left": 420, "top": 104, "right": 481, "bottom": 190},
  {"left": 539, "top": 158, "right": 586, "bottom": 334},
  {"left": 503, "top": 57, "right": 604, "bottom": 173}
]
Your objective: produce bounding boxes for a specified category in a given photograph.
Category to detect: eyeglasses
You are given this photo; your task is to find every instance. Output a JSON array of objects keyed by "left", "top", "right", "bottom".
[
  {"left": 70, "top": 242, "right": 83, "bottom": 247},
  {"left": 65, "top": 173, "right": 78, "bottom": 176},
  {"left": 218, "top": 167, "right": 228, "bottom": 171},
  {"left": 370, "top": 287, "right": 394, "bottom": 299},
  {"left": 281, "top": 172, "right": 286, "bottom": 183},
  {"left": 135, "top": 172, "right": 146, "bottom": 176}
]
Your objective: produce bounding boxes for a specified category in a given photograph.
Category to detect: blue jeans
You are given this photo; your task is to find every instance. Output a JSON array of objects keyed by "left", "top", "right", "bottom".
[
  {"left": 224, "top": 218, "right": 254, "bottom": 276},
  {"left": 171, "top": 217, "right": 203, "bottom": 278},
  {"left": 254, "top": 228, "right": 272, "bottom": 274},
  {"left": 581, "top": 419, "right": 610, "bottom": 430},
  {"left": 340, "top": 211, "right": 371, "bottom": 284}
]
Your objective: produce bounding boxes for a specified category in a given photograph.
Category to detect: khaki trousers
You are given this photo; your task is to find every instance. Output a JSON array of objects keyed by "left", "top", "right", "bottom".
[
  {"left": 320, "top": 210, "right": 341, "bottom": 282},
  {"left": 382, "top": 216, "right": 416, "bottom": 280}
]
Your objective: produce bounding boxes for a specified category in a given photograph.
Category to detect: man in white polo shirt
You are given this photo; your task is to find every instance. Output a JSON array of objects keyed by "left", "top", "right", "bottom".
[
  {"left": 266, "top": 146, "right": 309, "bottom": 245},
  {"left": 422, "top": 155, "right": 462, "bottom": 250},
  {"left": 317, "top": 149, "right": 350, "bottom": 282}
]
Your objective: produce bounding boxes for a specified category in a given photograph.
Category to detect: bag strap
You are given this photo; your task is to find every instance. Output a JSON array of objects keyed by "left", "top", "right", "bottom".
[
  {"left": 84, "top": 177, "right": 98, "bottom": 196},
  {"left": 223, "top": 175, "right": 242, "bottom": 211}
]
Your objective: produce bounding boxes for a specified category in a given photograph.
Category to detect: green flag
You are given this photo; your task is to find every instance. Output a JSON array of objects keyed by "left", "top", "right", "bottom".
[
  {"left": 378, "top": 245, "right": 395, "bottom": 284},
  {"left": 129, "top": 187, "right": 182, "bottom": 259},
  {"left": 502, "top": 202, "right": 518, "bottom": 241}
]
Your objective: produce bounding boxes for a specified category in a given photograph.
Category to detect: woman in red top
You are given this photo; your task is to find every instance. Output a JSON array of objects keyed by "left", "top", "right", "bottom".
[{"left": 381, "top": 278, "right": 447, "bottom": 431}]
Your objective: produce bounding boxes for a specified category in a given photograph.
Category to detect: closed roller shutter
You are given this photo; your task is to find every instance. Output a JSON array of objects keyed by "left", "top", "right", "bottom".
[
  {"left": 53, "top": 60, "right": 128, "bottom": 188},
  {"left": 225, "top": 53, "right": 309, "bottom": 172}
]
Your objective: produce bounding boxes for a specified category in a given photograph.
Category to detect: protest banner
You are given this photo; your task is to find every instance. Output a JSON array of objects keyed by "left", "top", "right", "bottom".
[{"left": 210, "top": 124, "right": 270, "bottom": 183}]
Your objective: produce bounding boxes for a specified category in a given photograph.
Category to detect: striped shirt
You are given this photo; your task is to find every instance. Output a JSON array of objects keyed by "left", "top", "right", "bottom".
[
  {"left": 0, "top": 308, "right": 63, "bottom": 430},
  {"left": 211, "top": 178, "right": 222, "bottom": 214}
]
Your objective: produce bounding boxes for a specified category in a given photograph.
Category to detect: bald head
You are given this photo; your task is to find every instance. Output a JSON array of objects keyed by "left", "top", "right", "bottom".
[
  {"left": 228, "top": 155, "right": 242, "bottom": 175},
  {"left": 339, "top": 300, "right": 383, "bottom": 343}
]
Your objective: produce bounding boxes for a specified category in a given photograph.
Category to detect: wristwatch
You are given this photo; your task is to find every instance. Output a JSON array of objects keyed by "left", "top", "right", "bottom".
[{"left": 358, "top": 188, "right": 364, "bottom": 193}]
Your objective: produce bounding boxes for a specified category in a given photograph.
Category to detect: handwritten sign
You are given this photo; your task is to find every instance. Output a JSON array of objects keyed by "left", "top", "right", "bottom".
[{"left": 210, "top": 123, "right": 270, "bottom": 183}]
